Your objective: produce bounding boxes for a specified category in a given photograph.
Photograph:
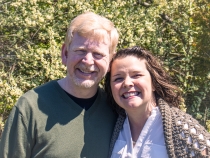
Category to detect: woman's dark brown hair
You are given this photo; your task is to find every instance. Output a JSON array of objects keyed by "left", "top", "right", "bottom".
[{"left": 105, "top": 46, "right": 182, "bottom": 114}]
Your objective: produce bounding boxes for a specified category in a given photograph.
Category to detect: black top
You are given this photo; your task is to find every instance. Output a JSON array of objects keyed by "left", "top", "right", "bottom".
[{"left": 65, "top": 90, "right": 98, "bottom": 110}]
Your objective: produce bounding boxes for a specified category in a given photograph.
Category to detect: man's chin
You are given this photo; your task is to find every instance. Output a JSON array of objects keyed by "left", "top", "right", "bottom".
[{"left": 74, "top": 80, "right": 98, "bottom": 89}]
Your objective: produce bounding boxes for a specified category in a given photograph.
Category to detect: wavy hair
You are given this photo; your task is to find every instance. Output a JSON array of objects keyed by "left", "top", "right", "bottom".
[{"left": 105, "top": 46, "right": 182, "bottom": 114}]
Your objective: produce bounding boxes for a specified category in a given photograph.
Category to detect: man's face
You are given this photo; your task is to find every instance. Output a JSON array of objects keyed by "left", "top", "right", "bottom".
[{"left": 62, "top": 33, "right": 110, "bottom": 89}]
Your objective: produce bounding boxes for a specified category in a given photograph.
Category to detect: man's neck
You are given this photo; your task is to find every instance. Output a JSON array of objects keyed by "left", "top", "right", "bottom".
[{"left": 57, "top": 78, "right": 98, "bottom": 98}]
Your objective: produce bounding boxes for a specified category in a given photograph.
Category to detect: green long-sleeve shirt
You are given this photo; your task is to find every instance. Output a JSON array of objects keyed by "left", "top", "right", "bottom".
[{"left": 0, "top": 80, "right": 117, "bottom": 158}]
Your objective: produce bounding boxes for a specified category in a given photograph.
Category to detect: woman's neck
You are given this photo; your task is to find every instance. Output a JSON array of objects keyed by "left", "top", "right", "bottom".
[
  {"left": 127, "top": 110, "right": 151, "bottom": 142},
  {"left": 127, "top": 99, "right": 157, "bottom": 142}
]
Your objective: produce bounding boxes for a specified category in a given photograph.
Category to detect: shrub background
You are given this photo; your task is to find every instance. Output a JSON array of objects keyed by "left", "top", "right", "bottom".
[{"left": 0, "top": 0, "right": 210, "bottom": 136}]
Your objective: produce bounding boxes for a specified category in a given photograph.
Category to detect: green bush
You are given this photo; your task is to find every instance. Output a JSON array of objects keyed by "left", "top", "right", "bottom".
[{"left": 1, "top": 0, "right": 210, "bottom": 135}]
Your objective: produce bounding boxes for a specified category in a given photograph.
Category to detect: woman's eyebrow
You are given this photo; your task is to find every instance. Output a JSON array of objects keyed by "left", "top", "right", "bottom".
[{"left": 111, "top": 73, "right": 122, "bottom": 77}]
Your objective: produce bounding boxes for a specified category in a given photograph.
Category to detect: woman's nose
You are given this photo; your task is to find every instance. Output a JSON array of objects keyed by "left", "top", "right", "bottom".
[{"left": 123, "top": 77, "right": 134, "bottom": 88}]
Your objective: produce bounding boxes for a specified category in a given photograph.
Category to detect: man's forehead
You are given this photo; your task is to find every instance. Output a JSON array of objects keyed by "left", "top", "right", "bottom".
[
  {"left": 72, "top": 32, "right": 110, "bottom": 48},
  {"left": 78, "top": 30, "right": 110, "bottom": 42}
]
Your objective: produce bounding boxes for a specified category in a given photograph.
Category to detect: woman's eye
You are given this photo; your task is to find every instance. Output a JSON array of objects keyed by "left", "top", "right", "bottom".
[
  {"left": 113, "top": 77, "right": 123, "bottom": 82},
  {"left": 133, "top": 74, "right": 142, "bottom": 78}
]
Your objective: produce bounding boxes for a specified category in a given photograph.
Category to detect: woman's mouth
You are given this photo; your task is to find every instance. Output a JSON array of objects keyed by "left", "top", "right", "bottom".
[{"left": 122, "top": 92, "right": 140, "bottom": 99}]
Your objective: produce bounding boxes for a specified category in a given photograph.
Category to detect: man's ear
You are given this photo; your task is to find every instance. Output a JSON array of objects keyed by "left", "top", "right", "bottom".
[{"left": 61, "top": 44, "right": 68, "bottom": 65}]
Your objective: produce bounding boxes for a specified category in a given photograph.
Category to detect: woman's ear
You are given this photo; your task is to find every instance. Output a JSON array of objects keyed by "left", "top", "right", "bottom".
[
  {"left": 152, "top": 86, "right": 155, "bottom": 92},
  {"left": 61, "top": 44, "right": 68, "bottom": 65}
]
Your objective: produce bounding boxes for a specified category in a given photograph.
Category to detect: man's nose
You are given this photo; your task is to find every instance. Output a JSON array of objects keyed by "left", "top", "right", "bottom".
[{"left": 82, "top": 52, "right": 94, "bottom": 65}]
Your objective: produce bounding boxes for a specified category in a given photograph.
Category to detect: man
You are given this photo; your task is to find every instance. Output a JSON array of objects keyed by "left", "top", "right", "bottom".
[{"left": 0, "top": 12, "right": 119, "bottom": 158}]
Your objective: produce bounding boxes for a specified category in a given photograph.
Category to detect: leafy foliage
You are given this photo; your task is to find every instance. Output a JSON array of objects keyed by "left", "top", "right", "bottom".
[{"left": 0, "top": 0, "right": 209, "bottom": 134}]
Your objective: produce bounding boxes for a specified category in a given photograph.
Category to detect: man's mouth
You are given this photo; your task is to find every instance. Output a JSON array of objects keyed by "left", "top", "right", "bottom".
[
  {"left": 76, "top": 66, "right": 98, "bottom": 76},
  {"left": 78, "top": 68, "right": 95, "bottom": 74},
  {"left": 122, "top": 92, "right": 140, "bottom": 99}
]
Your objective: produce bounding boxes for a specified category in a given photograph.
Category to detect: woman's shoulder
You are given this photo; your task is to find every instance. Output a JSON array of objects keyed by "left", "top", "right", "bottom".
[
  {"left": 170, "top": 105, "right": 208, "bottom": 134},
  {"left": 158, "top": 98, "right": 210, "bottom": 157}
]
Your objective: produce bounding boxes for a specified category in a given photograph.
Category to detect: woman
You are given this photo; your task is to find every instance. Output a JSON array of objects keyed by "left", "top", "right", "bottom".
[{"left": 105, "top": 46, "right": 210, "bottom": 158}]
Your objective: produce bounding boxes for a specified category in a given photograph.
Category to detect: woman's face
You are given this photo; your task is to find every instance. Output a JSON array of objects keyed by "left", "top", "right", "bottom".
[{"left": 110, "top": 55, "right": 155, "bottom": 112}]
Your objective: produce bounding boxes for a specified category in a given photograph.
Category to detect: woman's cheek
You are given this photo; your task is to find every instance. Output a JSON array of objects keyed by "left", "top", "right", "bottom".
[{"left": 114, "top": 85, "right": 123, "bottom": 105}]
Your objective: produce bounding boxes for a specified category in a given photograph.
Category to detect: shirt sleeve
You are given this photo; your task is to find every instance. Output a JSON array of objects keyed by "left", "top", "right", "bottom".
[{"left": 0, "top": 98, "right": 33, "bottom": 158}]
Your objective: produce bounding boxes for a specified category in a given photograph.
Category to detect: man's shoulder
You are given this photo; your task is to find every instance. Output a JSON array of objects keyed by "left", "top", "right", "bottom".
[
  {"left": 33, "top": 80, "right": 58, "bottom": 92},
  {"left": 97, "top": 86, "right": 109, "bottom": 103},
  {"left": 16, "top": 80, "right": 59, "bottom": 107},
  {"left": 98, "top": 86, "right": 106, "bottom": 94},
  {"left": 96, "top": 86, "right": 117, "bottom": 114}
]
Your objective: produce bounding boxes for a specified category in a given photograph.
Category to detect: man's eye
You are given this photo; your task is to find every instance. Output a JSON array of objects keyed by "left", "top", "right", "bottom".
[
  {"left": 93, "top": 52, "right": 104, "bottom": 59},
  {"left": 75, "top": 50, "right": 86, "bottom": 54}
]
